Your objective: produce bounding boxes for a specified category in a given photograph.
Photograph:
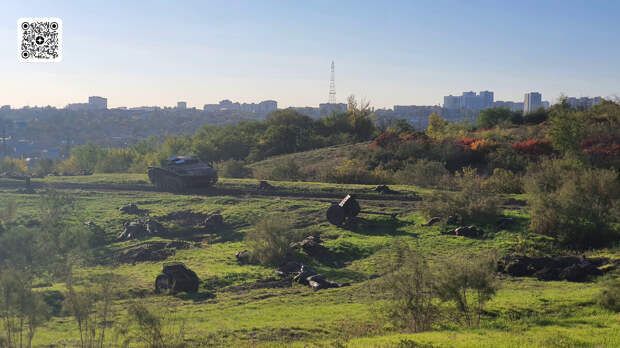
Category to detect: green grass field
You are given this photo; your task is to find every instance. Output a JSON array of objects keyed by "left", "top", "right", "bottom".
[{"left": 1, "top": 174, "right": 619, "bottom": 347}]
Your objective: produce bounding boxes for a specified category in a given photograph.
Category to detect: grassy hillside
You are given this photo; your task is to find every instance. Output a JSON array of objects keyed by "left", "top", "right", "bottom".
[
  {"left": 249, "top": 142, "right": 369, "bottom": 178},
  {"left": 1, "top": 175, "right": 619, "bottom": 347}
]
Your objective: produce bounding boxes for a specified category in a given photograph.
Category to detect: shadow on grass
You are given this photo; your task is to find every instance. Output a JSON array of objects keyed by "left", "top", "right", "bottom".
[
  {"left": 175, "top": 291, "right": 216, "bottom": 302},
  {"left": 343, "top": 217, "right": 416, "bottom": 237}
]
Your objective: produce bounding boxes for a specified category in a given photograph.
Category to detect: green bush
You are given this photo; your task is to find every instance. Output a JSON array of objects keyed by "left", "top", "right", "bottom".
[
  {"left": 598, "top": 277, "right": 620, "bottom": 312},
  {"left": 264, "top": 159, "right": 304, "bottom": 181},
  {"left": 424, "top": 167, "right": 501, "bottom": 222},
  {"left": 377, "top": 239, "right": 439, "bottom": 333},
  {"left": 394, "top": 159, "right": 448, "bottom": 187},
  {"left": 435, "top": 253, "right": 499, "bottom": 327},
  {"left": 216, "top": 159, "right": 252, "bottom": 178},
  {"left": 524, "top": 158, "right": 620, "bottom": 248},
  {"left": 245, "top": 215, "right": 300, "bottom": 266},
  {"left": 482, "top": 168, "right": 523, "bottom": 194},
  {"left": 323, "top": 159, "right": 393, "bottom": 185}
]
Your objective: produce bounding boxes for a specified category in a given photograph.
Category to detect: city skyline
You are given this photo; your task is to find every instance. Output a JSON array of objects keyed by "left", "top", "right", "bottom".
[{"left": 1, "top": 1, "right": 619, "bottom": 109}]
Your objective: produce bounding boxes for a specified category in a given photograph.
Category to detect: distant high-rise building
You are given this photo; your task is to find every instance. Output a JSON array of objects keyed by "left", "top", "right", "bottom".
[
  {"left": 479, "top": 91, "right": 494, "bottom": 109},
  {"left": 319, "top": 103, "right": 347, "bottom": 115},
  {"left": 493, "top": 101, "right": 524, "bottom": 112},
  {"left": 565, "top": 96, "right": 601, "bottom": 109},
  {"left": 443, "top": 95, "right": 460, "bottom": 109},
  {"left": 443, "top": 91, "right": 494, "bottom": 110},
  {"left": 88, "top": 96, "right": 107, "bottom": 110},
  {"left": 177, "top": 101, "right": 187, "bottom": 109},
  {"left": 524, "top": 92, "right": 542, "bottom": 114}
]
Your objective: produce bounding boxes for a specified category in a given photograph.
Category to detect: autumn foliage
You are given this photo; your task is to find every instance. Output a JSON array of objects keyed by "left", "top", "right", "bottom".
[
  {"left": 512, "top": 138, "right": 554, "bottom": 156},
  {"left": 580, "top": 136, "right": 620, "bottom": 157}
]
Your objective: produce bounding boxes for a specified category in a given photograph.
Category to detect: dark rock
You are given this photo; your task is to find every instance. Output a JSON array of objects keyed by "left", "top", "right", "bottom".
[
  {"left": 446, "top": 215, "right": 459, "bottom": 225},
  {"left": 117, "top": 241, "right": 191, "bottom": 263},
  {"left": 534, "top": 267, "right": 559, "bottom": 281},
  {"left": 258, "top": 181, "right": 275, "bottom": 190},
  {"left": 145, "top": 219, "right": 165, "bottom": 234},
  {"left": 496, "top": 217, "right": 516, "bottom": 230},
  {"left": 119, "top": 204, "right": 142, "bottom": 215},
  {"left": 451, "top": 225, "right": 484, "bottom": 238},
  {"left": 204, "top": 214, "right": 224, "bottom": 226},
  {"left": 374, "top": 185, "right": 398, "bottom": 194},
  {"left": 500, "top": 255, "right": 613, "bottom": 282},
  {"left": 290, "top": 235, "right": 330, "bottom": 258},
  {"left": 276, "top": 262, "right": 302, "bottom": 277},
  {"left": 422, "top": 217, "right": 441, "bottom": 226},
  {"left": 117, "top": 221, "right": 148, "bottom": 241},
  {"left": 235, "top": 250, "right": 251, "bottom": 265}
]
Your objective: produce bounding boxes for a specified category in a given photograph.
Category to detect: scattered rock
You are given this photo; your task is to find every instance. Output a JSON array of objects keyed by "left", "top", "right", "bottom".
[
  {"left": 374, "top": 185, "right": 399, "bottom": 194},
  {"left": 499, "top": 255, "right": 614, "bottom": 282},
  {"left": 422, "top": 217, "right": 441, "bottom": 226},
  {"left": 279, "top": 263, "right": 349, "bottom": 291},
  {"left": 496, "top": 217, "right": 516, "bottom": 230},
  {"left": 117, "top": 221, "right": 148, "bottom": 241},
  {"left": 446, "top": 215, "right": 459, "bottom": 225},
  {"left": 145, "top": 219, "right": 165, "bottom": 234},
  {"left": 204, "top": 214, "right": 224, "bottom": 226},
  {"left": 443, "top": 225, "right": 484, "bottom": 238},
  {"left": 235, "top": 250, "right": 251, "bottom": 265},
  {"left": 258, "top": 181, "right": 275, "bottom": 190},
  {"left": 290, "top": 235, "right": 330, "bottom": 258},
  {"left": 16, "top": 187, "right": 36, "bottom": 194},
  {"left": 117, "top": 241, "right": 191, "bottom": 263},
  {"left": 119, "top": 204, "right": 147, "bottom": 215}
]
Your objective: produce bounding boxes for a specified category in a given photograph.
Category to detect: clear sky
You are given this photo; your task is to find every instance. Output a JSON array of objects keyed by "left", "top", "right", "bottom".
[{"left": 1, "top": 0, "right": 619, "bottom": 109}]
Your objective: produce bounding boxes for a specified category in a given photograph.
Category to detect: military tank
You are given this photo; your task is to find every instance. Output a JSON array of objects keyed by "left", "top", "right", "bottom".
[{"left": 148, "top": 156, "right": 218, "bottom": 192}]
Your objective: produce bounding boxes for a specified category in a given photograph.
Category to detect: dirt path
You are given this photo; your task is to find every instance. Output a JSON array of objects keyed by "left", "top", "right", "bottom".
[{"left": 0, "top": 179, "right": 422, "bottom": 203}]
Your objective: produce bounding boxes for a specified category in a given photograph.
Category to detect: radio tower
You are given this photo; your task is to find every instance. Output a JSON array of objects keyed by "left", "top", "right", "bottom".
[{"left": 328, "top": 61, "right": 336, "bottom": 104}]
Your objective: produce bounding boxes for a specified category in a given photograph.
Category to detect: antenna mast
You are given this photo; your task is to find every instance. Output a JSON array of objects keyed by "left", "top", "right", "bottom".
[{"left": 328, "top": 61, "right": 336, "bottom": 104}]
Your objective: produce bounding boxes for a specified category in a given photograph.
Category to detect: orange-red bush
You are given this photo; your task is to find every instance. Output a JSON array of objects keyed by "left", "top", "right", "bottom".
[{"left": 512, "top": 138, "right": 553, "bottom": 156}]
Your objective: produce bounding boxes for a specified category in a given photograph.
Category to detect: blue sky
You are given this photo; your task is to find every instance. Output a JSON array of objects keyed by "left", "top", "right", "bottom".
[{"left": 1, "top": 0, "right": 619, "bottom": 109}]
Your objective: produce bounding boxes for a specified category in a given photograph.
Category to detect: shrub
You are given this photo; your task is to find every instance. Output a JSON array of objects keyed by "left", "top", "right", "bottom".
[
  {"left": 435, "top": 253, "right": 499, "bottom": 327},
  {"left": 424, "top": 167, "right": 502, "bottom": 222},
  {"left": 0, "top": 157, "right": 28, "bottom": 175},
  {"left": 393, "top": 159, "right": 448, "bottom": 187},
  {"left": 512, "top": 138, "right": 554, "bottom": 156},
  {"left": 245, "top": 215, "right": 301, "bottom": 266},
  {"left": 598, "top": 277, "right": 620, "bottom": 312},
  {"left": 217, "top": 159, "right": 252, "bottom": 178},
  {"left": 482, "top": 168, "right": 523, "bottom": 194},
  {"left": 524, "top": 158, "right": 620, "bottom": 248},
  {"left": 377, "top": 239, "right": 439, "bottom": 333},
  {"left": 325, "top": 159, "right": 393, "bottom": 185}
]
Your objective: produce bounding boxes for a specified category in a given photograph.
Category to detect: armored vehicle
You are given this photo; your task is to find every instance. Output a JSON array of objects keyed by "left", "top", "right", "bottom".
[
  {"left": 148, "top": 156, "right": 217, "bottom": 192},
  {"left": 154, "top": 262, "right": 200, "bottom": 293}
]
